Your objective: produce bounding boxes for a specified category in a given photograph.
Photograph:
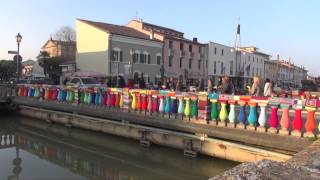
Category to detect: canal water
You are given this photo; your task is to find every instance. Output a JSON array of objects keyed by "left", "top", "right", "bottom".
[{"left": 0, "top": 115, "right": 238, "bottom": 180}]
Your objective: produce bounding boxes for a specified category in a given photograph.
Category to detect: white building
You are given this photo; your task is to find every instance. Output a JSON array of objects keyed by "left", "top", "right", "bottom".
[{"left": 207, "top": 42, "right": 269, "bottom": 88}]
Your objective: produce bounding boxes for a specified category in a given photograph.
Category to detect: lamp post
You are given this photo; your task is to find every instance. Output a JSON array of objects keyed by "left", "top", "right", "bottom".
[{"left": 15, "top": 33, "right": 22, "bottom": 82}]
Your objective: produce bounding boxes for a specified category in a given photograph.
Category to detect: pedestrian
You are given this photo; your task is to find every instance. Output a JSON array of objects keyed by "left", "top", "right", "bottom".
[
  {"left": 116, "top": 76, "right": 126, "bottom": 88},
  {"left": 263, "top": 78, "right": 272, "bottom": 97},
  {"left": 220, "top": 76, "right": 234, "bottom": 94},
  {"left": 197, "top": 78, "right": 204, "bottom": 91},
  {"left": 138, "top": 73, "right": 146, "bottom": 89},
  {"left": 207, "top": 79, "right": 213, "bottom": 92},
  {"left": 249, "top": 76, "right": 262, "bottom": 96},
  {"left": 175, "top": 79, "right": 182, "bottom": 91}
]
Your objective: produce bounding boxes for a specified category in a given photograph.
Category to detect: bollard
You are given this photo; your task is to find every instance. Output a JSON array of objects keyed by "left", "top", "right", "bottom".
[
  {"left": 141, "top": 94, "right": 147, "bottom": 114},
  {"left": 119, "top": 93, "right": 124, "bottom": 108},
  {"left": 136, "top": 93, "right": 142, "bottom": 113}
]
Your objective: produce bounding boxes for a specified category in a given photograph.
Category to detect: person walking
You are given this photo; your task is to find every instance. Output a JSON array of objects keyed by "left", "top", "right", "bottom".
[{"left": 263, "top": 78, "right": 272, "bottom": 97}]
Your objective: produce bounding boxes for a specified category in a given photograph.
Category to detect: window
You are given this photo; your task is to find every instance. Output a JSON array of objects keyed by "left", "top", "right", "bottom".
[
  {"left": 252, "top": 67, "right": 255, "bottom": 76},
  {"left": 180, "top": 43, "right": 184, "bottom": 50},
  {"left": 230, "top": 61, "right": 233, "bottom": 75},
  {"left": 169, "top": 40, "right": 173, "bottom": 49},
  {"left": 147, "top": 54, "right": 151, "bottom": 64},
  {"left": 189, "top": 58, "right": 192, "bottom": 69},
  {"left": 214, "top": 61, "right": 216, "bottom": 74},
  {"left": 111, "top": 50, "right": 123, "bottom": 62},
  {"left": 221, "top": 49, "right": 224, "bottom": 56},
  {"left": 156, "top": 55, "right": 161, "bottom": 65},
  {"left": 133, "top": 53, "right": 139, "bottom": 64},
  {"left": 198, "top": 60, "right": 201, "bottom": 70},
  {"left": 169, "top": 55, "right": 173, "bottom": 67},
  {"left": 221, "top": 62, "right": 224, "bottom": 74},
  {"left": 140, "top": 54, "right": 145, "bottom": 64},
  {"left": 189, "top": 44, "right": 192, "bottom": 52},
  {"left": 179, "top": 58, "right": 183, "bottom": 68},
  {"left": 214, "top": 47, "right": 217, "bottom": 55}
]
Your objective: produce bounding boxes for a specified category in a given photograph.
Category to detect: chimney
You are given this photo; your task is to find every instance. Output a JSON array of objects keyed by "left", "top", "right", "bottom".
[
  {"left": 193, "top": 37, "right": 198, "bottom": 43},
  {"left": 150, "top": 30, "right": 154, "bottom": 40}
]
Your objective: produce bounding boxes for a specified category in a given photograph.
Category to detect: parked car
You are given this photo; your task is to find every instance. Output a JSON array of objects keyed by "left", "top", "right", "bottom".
[{"left": 66, "top": 77, "right": 100, "bottom": 87}]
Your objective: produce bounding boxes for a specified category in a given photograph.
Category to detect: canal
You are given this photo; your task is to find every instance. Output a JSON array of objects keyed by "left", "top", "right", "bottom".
[{"left": 0, "top": 115, "right": 239, "bottom": 180}]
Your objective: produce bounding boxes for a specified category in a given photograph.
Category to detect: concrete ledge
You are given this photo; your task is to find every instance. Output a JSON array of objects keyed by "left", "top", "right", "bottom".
[
  {"left": 17, "top": 105, "right": 292, "bottom": 163},
  {"left": 13, "top": 97, "right": 312, "bottom": 153}
]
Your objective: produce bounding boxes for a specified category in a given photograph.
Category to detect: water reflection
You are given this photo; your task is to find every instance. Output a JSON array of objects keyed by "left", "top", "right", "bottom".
[{"left": 0, "top": 116, "right": 238, "bottom": 180}]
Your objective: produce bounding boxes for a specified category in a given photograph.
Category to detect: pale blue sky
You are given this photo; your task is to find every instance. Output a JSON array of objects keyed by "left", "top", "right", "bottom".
[{"left": 1, "top": 0, "right": 319, "bottom": 75}]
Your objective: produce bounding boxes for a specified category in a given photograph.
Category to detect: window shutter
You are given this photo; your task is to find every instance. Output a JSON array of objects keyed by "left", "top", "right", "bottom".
[{"left": 148, "top": 54, "right": 151, "bottom": 64}]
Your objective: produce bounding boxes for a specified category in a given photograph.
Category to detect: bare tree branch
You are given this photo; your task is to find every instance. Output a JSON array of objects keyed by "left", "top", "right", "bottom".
[{"left": 53, "top": 26, "right": 76, "bottom": 42}]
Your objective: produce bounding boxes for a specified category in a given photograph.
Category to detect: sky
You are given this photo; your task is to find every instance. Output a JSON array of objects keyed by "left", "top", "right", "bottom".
[{"left": 0, "top": 0, "right": 319, "bottom": 75}]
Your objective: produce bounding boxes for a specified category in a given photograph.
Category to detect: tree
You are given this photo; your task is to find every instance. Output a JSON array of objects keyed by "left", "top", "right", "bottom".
[
  {"left": 37, "top": 51, "right": 64, "bottom": 84},
  {"left": 53, "top": 26, "right": 76, "bottom": 42},
  {"left": 0, "top": 60, "right": 16, "bottom": 82}
]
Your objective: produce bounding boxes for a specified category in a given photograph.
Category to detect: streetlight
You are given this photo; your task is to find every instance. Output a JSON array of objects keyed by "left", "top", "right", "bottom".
[{"left": 15, "top": 33, "right": 22, "bottom": 82}]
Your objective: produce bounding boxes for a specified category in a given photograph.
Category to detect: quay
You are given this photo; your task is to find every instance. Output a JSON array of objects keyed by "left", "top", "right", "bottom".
[{"left": 1, "top": 84, "right": 320, "bottom": 179}]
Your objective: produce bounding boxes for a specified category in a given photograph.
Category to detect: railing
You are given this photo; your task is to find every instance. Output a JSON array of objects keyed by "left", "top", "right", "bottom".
[
  {"left": 0, "top": 132, "right": 15, "bottom": 149},
  {"left": 16, "top": 84, "right": 320, "bottom": 138},
  {"left": 0, "top": 84, "right": 16, "bottom": 101}
]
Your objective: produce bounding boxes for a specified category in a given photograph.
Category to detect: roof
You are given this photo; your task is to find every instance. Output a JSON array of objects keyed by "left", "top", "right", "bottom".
[
  {"left": 78, "top": 19, "right": 158, "bottom": 41},
  {"left": 139, "top": 20, "right": 184, "bottom": 35},
  {"left": 41, "top": 39, "right": 75, "bottom": 49},
  {"left": 166, "top": 35, "right": 204, "bottom": 45}
]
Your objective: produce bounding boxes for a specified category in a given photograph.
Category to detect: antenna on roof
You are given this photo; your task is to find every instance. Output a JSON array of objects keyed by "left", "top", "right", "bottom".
[{"left": 135, "top": 11, "right": 139, "bottom": 20}]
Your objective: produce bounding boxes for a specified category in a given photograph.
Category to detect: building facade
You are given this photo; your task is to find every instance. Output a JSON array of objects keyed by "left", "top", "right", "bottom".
[
  {"left": 41, "top": 38, "right": 76, "bottom": 61},
  {"left": 76, "top": 19, "right": 163, "bottom": 83},
  {"left": 207, "top": 42, "right": 269, "bottom": 88},
  {"left": 127, "top": 20, "right": 206, "bottom": 82}
]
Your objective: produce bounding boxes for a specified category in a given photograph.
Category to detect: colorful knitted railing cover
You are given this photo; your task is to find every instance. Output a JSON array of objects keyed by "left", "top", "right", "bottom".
[{"left": 16, "top": 85, "right": 320, "bottom": 136}]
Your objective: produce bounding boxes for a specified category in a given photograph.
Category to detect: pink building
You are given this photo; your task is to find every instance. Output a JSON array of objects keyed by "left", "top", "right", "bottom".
[{"left": 127, "top": 20, "right": 206, "bottom": 82}]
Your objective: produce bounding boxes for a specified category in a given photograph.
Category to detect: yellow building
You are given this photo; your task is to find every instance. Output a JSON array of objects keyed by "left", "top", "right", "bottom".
[{"left": 41, "top": 37, "right": 76, "bottom": 61}]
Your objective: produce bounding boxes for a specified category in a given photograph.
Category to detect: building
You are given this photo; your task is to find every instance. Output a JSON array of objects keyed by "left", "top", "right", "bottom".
[
  {"left": 265, "top": 56, "right": 307, "bottom": 88},
  {"left": 126, "top": 19, "right": 206, "bottom": 82},
  {"left": 76, "top": 19, "right": 163, "bottom": 83},
  {"left": 41, "top": 37, "right": 76, "bottom": 60},
  {"left": 207, "top": 42, "right": 235, "bottom": 86},
  {"left": 21, "top": 60, "right": 45, "bottom": 78},
  {"left": 264, "top": 60, "right": 278, "bottom": 84},
  {"left": 207, "top": 42, "right": 269, "bottom": 88}
]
